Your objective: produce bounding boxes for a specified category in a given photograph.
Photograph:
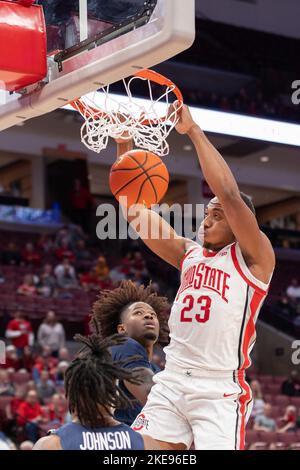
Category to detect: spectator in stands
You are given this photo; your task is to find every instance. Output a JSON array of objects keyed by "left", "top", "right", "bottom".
[
  {"left": 130, "top": 251, "right": 148, "bottom": 275},
  {"left": 109, "top": 264, "right": 127, "bottom": 285},
  {"left": 281, "top": 370, "right": 300, "bottom": 397},
  {"left": 46, "top": 393, "right": 67, "bottom": 426},
  {"left": 75, "top": 239, "right": 92, "bottom": 263},
  {"left": 55, "top": 226, "right": 72, "bottom": 248},
  {"left": 253, "top": 404, "right": 276, "bottom": 432},
  {"left": 32, "top": 346, "right": 58, "bottom": 383},
  {"left": 54, "top": 258, "right": 78, "bottom": 289},
  {"left": 36, "top": 370, "right": 56, "bottom": 404},
  {"left": 37, "top": 264, "right": 57, "bottom": 297},
  {"left": 5, "top": 388, "right": 26, "bottom": 437},
  {"left": 1, "top": 242, "right": 21, "bottom": 266},
  {"left": 94, "top": 255, "right": 110, "bottom": 280},
  {"left": 92, "top": 280, "right": 168, "bottom": 425},
  {"left": 3, "top": 345, "right": 21, "bottom": 370},
  {"left": 5, "top": 311, "right": 34, "bottom": 357},
  {"left": 251, "top": 379, "right": 265, "bottom": 418},
  {"left": 21, "top": 242, "right": 41, "bottom": 267},
  {"left": 80, "top": 266, "right": 103, "bottom": 291},
  {"left": 277, "top": 405, "right": 298, "bottom": 433},
  {"left": 0, "top": 269, "right": 5, "bottom": 284},
  {"left": 21, "top": 346, "right": 35, "bottom": 372},
  {"left": 286, "top": 278, "right": 300, "bottom": 306},
  {"left": 132, "top": 270, "right": 144, "bottom": 287},
  {"left": 17, "top": 390, "right": 46, "bottom": 443},
  {"left": 54, "top": 361, "right": 69, "bottom": 387},
  {"left": 17, "top": 274, "right": 38, "bottom": 297},
  {"left": 277, "top": 295, "right": 296, "bottom": 318},
  {"left": 58, "top": 347, "right": 70, "bottom": 363},
  {"left": 0, "top": 370, "right": 15, "bottom": 396},
  {"left": 37, "top": 311, "right": 65, "bottom": 357},
  {"left": 55, "top": 238, "right": 75, "bottom": 262},
  {"left": 69, "top": 178, "right": 94, "bottom": 232},
  {"left": 121, "top": 252, "right": 133, "bottom": 277},
  {"left": 37, "top": 234, "right": 54, "bottom": 254},
  {"left": 19, "top": 440, "right": 34, "bottom": 450}
]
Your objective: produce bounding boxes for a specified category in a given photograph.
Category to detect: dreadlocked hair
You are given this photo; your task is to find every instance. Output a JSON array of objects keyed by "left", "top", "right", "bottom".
[
  {"left": 92, "top": 280, "right": 169, "bottom": 339},
  {"left": 65, "top": 331, "right": 144, "bottom": 428}
]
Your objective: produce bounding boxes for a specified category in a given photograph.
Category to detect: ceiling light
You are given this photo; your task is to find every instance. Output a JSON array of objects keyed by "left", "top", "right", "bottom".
[
  {"left": 183, "top": 145, "right": 193, "bottom": 151},
  {"left": 260, "top": 156, "right": 270, "bottom": 163}
]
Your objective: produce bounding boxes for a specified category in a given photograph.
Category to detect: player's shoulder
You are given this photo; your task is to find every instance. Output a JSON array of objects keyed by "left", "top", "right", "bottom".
[
  {"left": 111, "top": 337, "right": 147, "bottom": 359},
  {"left": 184, "top": 238, "right": 201, "bottom": 252},
  {"left": 33, "top": 434, "right": 62, "bottom": 450}
]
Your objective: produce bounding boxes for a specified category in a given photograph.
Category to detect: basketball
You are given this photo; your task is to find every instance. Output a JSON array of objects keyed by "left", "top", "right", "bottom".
[{"left": 109, "top": 150, "right": 169, "bottom": 208}]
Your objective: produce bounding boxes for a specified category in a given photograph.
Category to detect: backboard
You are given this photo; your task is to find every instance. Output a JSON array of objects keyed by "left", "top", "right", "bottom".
[{"left": 0, "top": 0, "right": 195, "bottom": 131}]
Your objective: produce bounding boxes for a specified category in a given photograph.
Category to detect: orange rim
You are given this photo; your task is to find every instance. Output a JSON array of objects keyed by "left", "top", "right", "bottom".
[{"left": 69, "top": 69, "right": 183, "bottom": 125}]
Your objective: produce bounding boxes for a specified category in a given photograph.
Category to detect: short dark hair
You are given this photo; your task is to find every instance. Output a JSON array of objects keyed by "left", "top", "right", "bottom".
[
  {"left": 92, "top": 280, "right": 169, "bottom": 339},
  {"left": 65, "top": 333, "right": 143, "bottom": 428},
  {"left": 239, "top": 191, "right": 255, "bottom": 215}
]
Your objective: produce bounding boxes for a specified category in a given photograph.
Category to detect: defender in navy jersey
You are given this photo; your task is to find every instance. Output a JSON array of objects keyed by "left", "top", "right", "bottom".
[
  {"left": 92, "top": 280, "right": 168, "bottom": 425},
  {"left": 33, "top": 334, "right": 161, "bottom": 450}
]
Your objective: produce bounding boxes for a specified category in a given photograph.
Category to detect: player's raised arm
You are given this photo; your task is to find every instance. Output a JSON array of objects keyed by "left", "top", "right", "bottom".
[
  {"left": 173, "top": 104, "right": 275, "bottom": 282},
  {"left": 115, "top": 139, "right": 187, "bottom": 270}
]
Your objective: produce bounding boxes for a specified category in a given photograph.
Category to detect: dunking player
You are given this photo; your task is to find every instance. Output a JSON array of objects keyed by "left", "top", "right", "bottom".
[
  {"left": 117, "top": 105, "right": 275, "bottom": 450},
  {"left": 33, "top": 334, "right": 161, "bottom": 450}
]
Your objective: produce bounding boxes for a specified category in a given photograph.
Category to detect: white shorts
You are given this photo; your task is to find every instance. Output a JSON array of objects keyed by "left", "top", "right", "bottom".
[{"left": 132, "top": 367, "right": 253, "bottom": 450}]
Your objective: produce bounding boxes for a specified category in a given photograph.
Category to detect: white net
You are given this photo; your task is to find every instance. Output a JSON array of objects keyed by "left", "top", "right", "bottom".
[{"left": 72, "top": 73, "right": 182, "bottom": 157}]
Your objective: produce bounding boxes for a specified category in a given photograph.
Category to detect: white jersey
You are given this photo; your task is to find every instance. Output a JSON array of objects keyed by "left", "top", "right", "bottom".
[{"left": 164, "top": 241, "right": 272, "bottom": 373}]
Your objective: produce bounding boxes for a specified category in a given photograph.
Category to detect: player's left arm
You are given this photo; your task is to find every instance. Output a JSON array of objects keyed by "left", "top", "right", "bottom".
[
  {"left": 174, "top": 104, "right": 275, "bottom": 280},
  {"left": 124, "top": 367, "right": 154, "bottom": 406}
]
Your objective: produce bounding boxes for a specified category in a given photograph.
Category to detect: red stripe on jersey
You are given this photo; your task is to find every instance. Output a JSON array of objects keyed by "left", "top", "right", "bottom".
[
  {"left": 236, "top": 290, "right": 262, "bottom": 448},
  {"left": 180, "top": 247, "right": 198, "bottom": 272},
  {"left": 230, "top": 244, "right": 268, "bottom": 295},
  {"left": 236, "top": 375, "right": 252, "bottom": 450},
  {"left": 241, "top": 291, "right": 264, "bottom": 370}
]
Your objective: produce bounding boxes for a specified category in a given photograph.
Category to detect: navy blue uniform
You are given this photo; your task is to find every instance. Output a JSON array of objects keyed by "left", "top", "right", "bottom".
[
  {"left": 111, "top": 338, "right": 160, "bottom": 425},
  {"left": 52, "top": 422, "right": 144, "bottom": 450}
]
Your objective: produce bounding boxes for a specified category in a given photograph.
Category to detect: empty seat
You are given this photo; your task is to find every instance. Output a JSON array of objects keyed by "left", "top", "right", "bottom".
[
  {"left": 246, "top": 430, "right": 260, "bottom": 443},
  {"left": 256, "top": 431, "right": 277, "bottom": 444},
  {"left": 265, "top": 383, "right": 281, "bottom": 395},
  {"left": 248, "top": 442, "right": 268, "bottom": 451},
  {"left": 276, "top": 432, "right": 298, "bottom": 444},
  {"left": 269, "top": 405, "right": 280, "bottom": 418},
  {"left": 290, "top": 397, "right": 300, "bottom": 407},
  {"left": 274, "top": 395, "right": 290, "bottom": 407},
  {"left": 263, "top": 394, "right": 274, "bottom": 404},
  {"left": 258, "top": 375, "right": 273, "bottom": 383},
  {"left": 270, "top": 442, "right": 289, "bottom": 451},
  {"left": 273, "top": 376, "right": 286, "bottom": 384},
  {"left": 290, "top": 442, "right": 300, "bottom": 450}
]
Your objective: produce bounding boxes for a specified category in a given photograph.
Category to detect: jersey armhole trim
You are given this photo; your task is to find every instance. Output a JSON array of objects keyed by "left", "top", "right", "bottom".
[
  {"left": 231, "top": 244, "right": 268, "bottom": 295},
  {"left": 180, "top": 247, "right": 198, "bottom": 272}
]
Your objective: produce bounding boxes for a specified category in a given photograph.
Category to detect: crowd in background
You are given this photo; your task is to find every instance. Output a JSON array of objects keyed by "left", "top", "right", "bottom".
[
  {"left": 0, "top": 223, "right": 300, "bottom": 449},
  {"left": 184, "top": 84, "right": 298, "bottom": 123}
]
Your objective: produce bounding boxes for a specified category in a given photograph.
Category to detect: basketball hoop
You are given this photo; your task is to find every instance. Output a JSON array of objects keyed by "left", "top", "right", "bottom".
[{"left": 69, "top": 69, "right": 183, "bottom": 157}]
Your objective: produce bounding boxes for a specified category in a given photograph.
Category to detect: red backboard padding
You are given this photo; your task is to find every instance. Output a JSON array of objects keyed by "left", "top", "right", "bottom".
[{"left": 0, "top": 1, "right": 47, "bottom": 92}]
